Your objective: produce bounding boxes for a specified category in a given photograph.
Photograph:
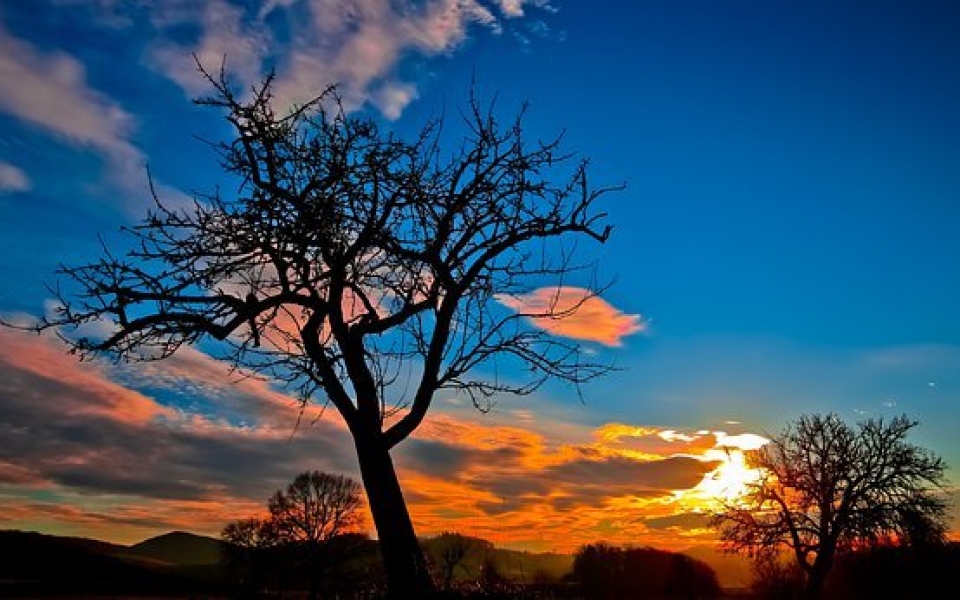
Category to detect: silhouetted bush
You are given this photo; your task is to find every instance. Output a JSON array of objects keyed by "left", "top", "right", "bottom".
[{"left": 572, "top": 542, "right": 721, "bottom": 599}]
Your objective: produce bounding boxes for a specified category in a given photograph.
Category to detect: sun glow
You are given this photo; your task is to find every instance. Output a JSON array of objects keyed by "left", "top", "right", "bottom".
[
  {"left": 695, "top": 449, "right": 765, "bottom": 502},
  {"left": 680, "top": 431, "right": 770, "bottom": 509}
]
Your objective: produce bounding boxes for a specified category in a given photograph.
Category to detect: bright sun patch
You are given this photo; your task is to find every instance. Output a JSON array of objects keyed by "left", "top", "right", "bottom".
[{"left": 694, "top": 449, "right": 765, "bottom": 503}]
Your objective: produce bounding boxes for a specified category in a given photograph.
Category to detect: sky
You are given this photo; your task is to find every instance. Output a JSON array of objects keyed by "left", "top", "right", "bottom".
[{"left": 1, "top": 0, "right": 959, "bottom": 555}]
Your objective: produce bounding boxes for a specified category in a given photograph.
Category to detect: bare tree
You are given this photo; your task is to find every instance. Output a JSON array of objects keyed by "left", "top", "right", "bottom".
[
  {"left": 223, "top": 471, "right": 364, "bottom": 598},
  {"left": 268, "top": 470, "right": 364, "bottom": 545},
  {"left": 268, "top": 470, "right": 364, "bottom": 599},
  {"left": 23, "top": 65, "right": 620, "bottom": 596},
  {"left": 711, "top": 413, "right": 950, "bottom": 599},
  {"left": 222, "top": 517, "right": 282, "bottom": 550},
  {"left": 425, "top": 531, "right": 491, "bottom": 589}
]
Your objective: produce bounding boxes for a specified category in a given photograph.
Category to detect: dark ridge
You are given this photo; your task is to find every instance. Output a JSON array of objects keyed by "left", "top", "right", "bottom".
[
  {"left": 128, "top": 529, "right": 228, "bottom": 566},
  {"left": 0, "top": 529, "right": 224, "bottom": 597}
]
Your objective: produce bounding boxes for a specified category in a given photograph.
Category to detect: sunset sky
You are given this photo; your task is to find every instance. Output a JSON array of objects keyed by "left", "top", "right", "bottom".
[{"left": 1, "top": 0, "right": 959, "bottom": 554}]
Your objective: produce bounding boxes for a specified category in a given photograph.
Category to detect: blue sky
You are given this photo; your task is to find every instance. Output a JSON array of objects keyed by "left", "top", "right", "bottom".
[{"left": 1, "top": 0, "right": 959, "bottom": 552}]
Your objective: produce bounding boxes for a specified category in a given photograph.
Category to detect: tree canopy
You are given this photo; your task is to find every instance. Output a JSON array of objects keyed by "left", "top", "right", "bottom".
[
  {"left": 25, "top": 64, "right": 621, "bottom": 596},
  {"left": 712, "top": 413, "right": 950, "bottom": 599}
]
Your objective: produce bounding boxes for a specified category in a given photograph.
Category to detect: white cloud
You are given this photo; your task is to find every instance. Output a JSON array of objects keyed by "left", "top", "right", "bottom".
[
  {"left": 0, "top": 162, "right": 30, "bottom": 193},
  {"left": 0, "top": 25, "right": 166, "bottom": 214},
  {"left": 0, "top": 25, "right": 134, "bottom": 152},
  {"left": 150, "top": 0, "right": 266, "bottom": 97},
  {"left": 372, "top": 81, "right": 419, "bottom": 120},
  {"left": 146, "top": 0, "right": 539, "bottom": 118}
]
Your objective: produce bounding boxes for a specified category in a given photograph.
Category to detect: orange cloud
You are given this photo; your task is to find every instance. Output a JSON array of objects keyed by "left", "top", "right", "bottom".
[
  {"left": 497, "top": 286, "right": 644, "bottom": 346},
  {"left": 0, "top": 327, "right": 175, "bottom": 425},
  {"left": 394, "top": 414, "right": 772, "bottom": 553},
  {"left": 0, "top": 327, "right": 777, "bottom": 554}
]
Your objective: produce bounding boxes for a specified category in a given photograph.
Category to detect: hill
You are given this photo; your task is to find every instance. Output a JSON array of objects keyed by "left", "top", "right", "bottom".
[
  {"left": 128, "top": 529, "right": 227, "bottom": 566},
  {"left": 0, "top": 529, "right": 219, "bottom": 597}
]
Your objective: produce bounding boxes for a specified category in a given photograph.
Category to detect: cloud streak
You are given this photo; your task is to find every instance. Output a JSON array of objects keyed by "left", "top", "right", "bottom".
[
  {"left": 0, "top": 161, "right": 30, "bottom": 193},
  {"left": 498, "top": 286, "right": 645, "bottom": 346},
  {"left": 0, "top": 24, "right": 186, "bottom": 215},
  {"left": 0, "top": 24, "right": 134, "bottom": 152}
]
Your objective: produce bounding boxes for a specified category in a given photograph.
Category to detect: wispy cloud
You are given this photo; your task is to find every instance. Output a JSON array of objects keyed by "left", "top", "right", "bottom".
[
  {"left": 498, "top": 286, "right": 645, "bottom": 346},
  {"left": 0, "top": 161, "right": 30, "bottom": 193},
  {"left": 0, "top": 25, "right": 134, "bottom": 151},
  {"left": 144, "top": 0, "right": 544, "bottom": 118},
  {"left": 149, "top": 0, "right": 266, "bottom": 99},
  {"left": 0, "top": 24, "right": 178, "bottom": 214}
]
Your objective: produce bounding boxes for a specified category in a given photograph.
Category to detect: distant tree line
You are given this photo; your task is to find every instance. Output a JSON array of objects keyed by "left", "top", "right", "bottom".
[{"left": 571, "top": 543, "right": 721, "bottom": 599}]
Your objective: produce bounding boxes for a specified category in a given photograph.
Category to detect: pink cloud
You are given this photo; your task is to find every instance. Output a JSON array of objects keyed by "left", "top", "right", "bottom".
[
  {"left": 0, "top": 328, "right": 174, "bottom": 425},
  {"left": 498, "top": 286, "right": 645, "bottom": 346}
]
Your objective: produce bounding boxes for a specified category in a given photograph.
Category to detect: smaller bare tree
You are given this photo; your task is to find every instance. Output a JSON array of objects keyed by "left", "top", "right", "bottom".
[
  {"left": 223, "top": 470, "right": 365, "bottom": 599},
  {"left": 269, "top": 470, "right": 364, "bottom": 546},
  {"left": 711, "top": 413, "right": 950, "bottom": 599},
  {"left": 425, "top": 532, "right": 491, "bottom": 589},
  {"left": 269, "top": 470, "right": 364, "bottom": 599},
  {"left": 222, "top": 517, "right": 282, "bottom": 550}
]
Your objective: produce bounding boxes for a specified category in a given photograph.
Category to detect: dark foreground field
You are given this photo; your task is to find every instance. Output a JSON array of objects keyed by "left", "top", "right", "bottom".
[
  {"left": 5, "top": 529, "right": 957, "bottom": 599},
  {"left": 0, "top": 529, "right": 739, "bottom": 599}
]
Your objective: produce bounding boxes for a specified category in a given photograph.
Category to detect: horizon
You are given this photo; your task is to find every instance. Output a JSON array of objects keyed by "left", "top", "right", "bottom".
[
  {"left": 2, "top": 525, "right": 734, "bottom": 559},
  {"left": 1, "top": 0, "right": 959, "bottom": 557}
]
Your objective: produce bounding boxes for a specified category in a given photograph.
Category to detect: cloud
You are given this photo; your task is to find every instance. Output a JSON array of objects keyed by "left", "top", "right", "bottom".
[
  {"left": 393, "top": 413, "right": 759, "bottom": 552},
  {"left": 0, "top": 24, "right": 180, "bottom": 214},
  {"left": 0, "top": 162, "right": 31, "bottom": 193},
  {"left": 149, "top": 0, "right": 266, "bottom": 98},
  {"left": 0, "top": 25, "right": 134, "bottom": 151},
  {"left": 143, "top": 0, "right": 543, "bottom": 118},
  {"left": 0, "top": 327, "right": 357, "bottom": 529},
  {"left": 0, "top": 324, "right": 767, "bottom": 550},
  {"left": 496, "top": 0, "right": 527, "bottom": 18},
  {"left": 498, "top": 286, "right": 645, "bottom": 346}
]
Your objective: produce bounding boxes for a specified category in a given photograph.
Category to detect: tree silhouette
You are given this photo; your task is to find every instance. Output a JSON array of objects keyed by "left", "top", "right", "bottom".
[
  {"left": 424, "top": 532, "right": 492, "bottom": 589},
  {"left": 268, "top": 471, "right": 364, "bottom": 599},
  {"left": 222, "top": 470, "right": 365, "bottom": 599},
  {"left": 25, "top": 64, "right": 619, "bottom": 596},
  {"left": 711, "top": 413, "right": 950, "bottom": 599},
  {"left": 268, "top": 471, "right": 364, "bottom": 547}
]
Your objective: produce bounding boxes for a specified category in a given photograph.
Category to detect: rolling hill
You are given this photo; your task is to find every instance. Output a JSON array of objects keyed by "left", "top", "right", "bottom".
[
  {"left": 127, "top": 529, "right": 228, "bottom": 565},
  {"left": 0, "top": 529, "right": 225, "bottom": 597}
]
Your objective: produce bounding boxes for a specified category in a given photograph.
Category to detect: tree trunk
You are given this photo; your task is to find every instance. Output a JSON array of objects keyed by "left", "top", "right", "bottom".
[
  {"left": 804, "top": 563, "right": 829, "bottom": 599},
  {"left": 355, "top": 431, "right": 435, "bottom": 597}
]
